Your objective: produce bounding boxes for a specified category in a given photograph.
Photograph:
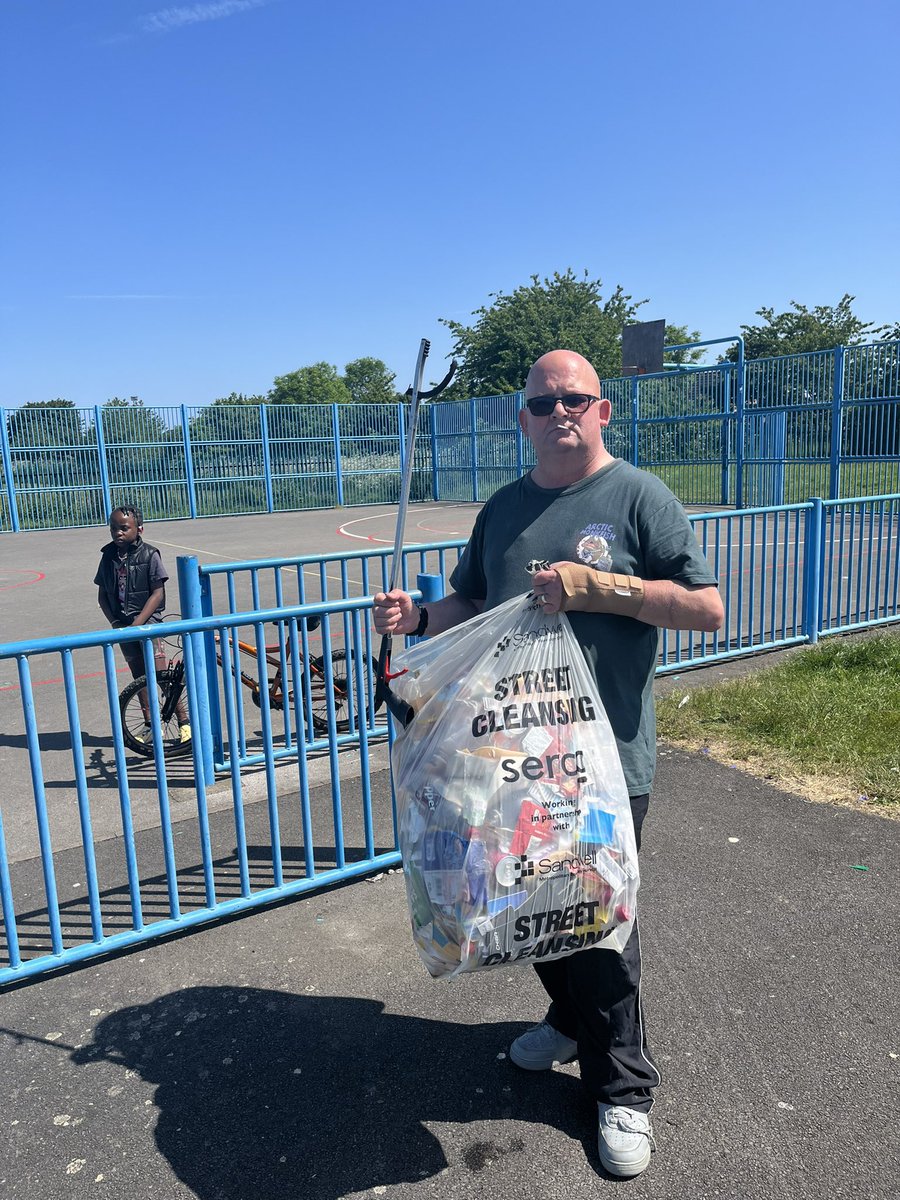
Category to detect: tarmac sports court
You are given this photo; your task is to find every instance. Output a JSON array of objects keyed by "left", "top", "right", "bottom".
[{"left": 0, "top": 495, "right": 892, "bottom": 885}]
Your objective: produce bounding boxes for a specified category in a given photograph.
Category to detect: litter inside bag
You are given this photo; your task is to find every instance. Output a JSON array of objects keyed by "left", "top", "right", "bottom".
[{"left": 389, "top": 592, "right": 639, "bottom": 978}]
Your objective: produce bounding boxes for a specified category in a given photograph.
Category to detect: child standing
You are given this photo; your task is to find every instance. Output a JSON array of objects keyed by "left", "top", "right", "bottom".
[{"left": 95, "top": 503, "right": 190, "bottom": 744}]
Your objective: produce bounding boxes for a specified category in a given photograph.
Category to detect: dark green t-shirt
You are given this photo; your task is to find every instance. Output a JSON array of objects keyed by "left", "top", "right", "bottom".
[{"left": 449, "top": 459, "right": 718, "bottom": 796}]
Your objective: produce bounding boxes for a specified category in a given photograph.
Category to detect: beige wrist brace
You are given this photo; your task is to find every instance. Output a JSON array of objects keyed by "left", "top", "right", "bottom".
[{"left": 555, "top": 563, "right": 645, "bottom": 617}]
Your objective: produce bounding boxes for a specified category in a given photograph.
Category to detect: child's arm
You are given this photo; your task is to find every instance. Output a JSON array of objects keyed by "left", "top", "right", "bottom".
[
  {"left": 98, "top": 586, "right": 119, "bottom": 626},
  {"left": 132, "top": 586, "right": 165, "bottom": 626}
]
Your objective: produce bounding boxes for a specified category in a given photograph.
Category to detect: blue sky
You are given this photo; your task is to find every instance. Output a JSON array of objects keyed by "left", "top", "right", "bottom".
[{"left": 2, "top": 0, "right": 898, "bottom": 409}]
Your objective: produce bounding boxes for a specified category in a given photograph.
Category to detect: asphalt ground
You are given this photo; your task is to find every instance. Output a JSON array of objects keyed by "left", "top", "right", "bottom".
[
  {"left": 0, "top": 503, "right": 483, "bottom": 646},
  {"left": 3, "top": 503, "right": 899, "bottom": 1197},
  {"left": 1, "top": 745, "right": 898, "bottom": 1199}
]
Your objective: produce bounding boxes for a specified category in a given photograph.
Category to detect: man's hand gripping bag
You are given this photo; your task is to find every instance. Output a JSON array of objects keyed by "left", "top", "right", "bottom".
[{"left": 388, "top": 593, "right": 639, "bottom": 979}]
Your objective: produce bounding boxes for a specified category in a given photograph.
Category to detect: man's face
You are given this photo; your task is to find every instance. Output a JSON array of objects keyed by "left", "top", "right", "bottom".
[
  {"left": 518, "top": 356, "right": 611, "bottom": 459},
  {"left": 110, "top": 512, "right": 141, "bottom": 548}
]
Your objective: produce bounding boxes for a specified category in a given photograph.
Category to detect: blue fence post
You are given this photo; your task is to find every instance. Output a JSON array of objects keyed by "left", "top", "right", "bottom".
[
  {"left": 331, "top": 404, "right": 344, "bottom": 506},
  {"left": 772, "top": 412, "right": 787, "bottom": 505},
  {"left": 416, "top": 571, "right": 444, "bottom": 609},
  {"left": 181, "top": 404, "right": 198, "bottom": 519},
  {"left": 18, "top": 654, "right": 64, "bottom": 954},
  {"left": 631, "top": 377, "right": 640, "bottom": 466},
  {"left": 830, "top": 345, "right": 845, "bottom": 501},
  {"left": 0, "top": 801, "right": 20, "bottom": 969},
  {"left": 429, "top": 404, "right": 439, "bottom": 500},
  {"left": 94, "top": 405, "right": 111, "bottom": 517},
  {"left": 176, "top": 555, "right": 216, "bottom": 785},
  {"left": 198, "top": 572, "right": 224, "bottom": 764},
  {"left": 515, "top": 393, "right": 524, "bottom": 478},
  {"left": 734, "top": 340, "right": 746, "bottom": 508},
  {"left": 470, "top": 399, "right": 478, "bottom": 501},
  {"left": 721, "top": 370, "right": 731, "bottom": 505},
  {"left": 802, "top": 498, "right": 824, "bottom": 644},
  {"left": 0, "top": 408, "right": 21, "bottom": 532},
  {"left": 260, "top": 404, "right": 274, "bottom": 513}
]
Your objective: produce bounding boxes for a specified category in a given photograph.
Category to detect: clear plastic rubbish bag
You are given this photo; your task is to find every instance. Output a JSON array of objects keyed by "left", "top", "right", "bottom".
[{"left": 389, "top": 592, "right": 639, "bottom": 979}]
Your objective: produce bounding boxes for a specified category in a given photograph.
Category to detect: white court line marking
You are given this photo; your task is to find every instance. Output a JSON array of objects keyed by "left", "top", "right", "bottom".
[
  {"left": 154, "top": 538, "right": 237, "bottom": 560},
  {"left": 154, "top": 540, "right": 351, "bottom": 590},
  {"left": 416, "top": 520, "right": 465, "bottom": 534},
  {"left": 338, "top": 505, "right": 471, "bottom": 544}
]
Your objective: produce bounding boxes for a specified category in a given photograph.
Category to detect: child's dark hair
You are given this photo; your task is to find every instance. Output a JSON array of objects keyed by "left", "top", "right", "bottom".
[{"left": 109, "top": 502, "right": 143, "bottom": 527}]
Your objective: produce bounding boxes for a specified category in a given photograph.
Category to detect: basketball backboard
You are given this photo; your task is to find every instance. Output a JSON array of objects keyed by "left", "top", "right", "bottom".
[{"left": 621, "top": 319, "right": 665, "bottom": 376}]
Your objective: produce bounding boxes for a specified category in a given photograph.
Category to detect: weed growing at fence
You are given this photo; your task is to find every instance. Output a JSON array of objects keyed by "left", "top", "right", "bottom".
[{"left": 657, "top": 630, "right": 900, "bottom": 811}]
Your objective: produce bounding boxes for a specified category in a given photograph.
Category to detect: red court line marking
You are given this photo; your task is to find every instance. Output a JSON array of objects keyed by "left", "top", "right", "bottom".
[
  {"left": 0, "top": 569, "right": 46, "bottom": 592},
  {"left": 337, "top": 503, "right": 477, "bottom": 545},
  {"left": 0, "top": 666, "right": 129, "bottom": 694}
]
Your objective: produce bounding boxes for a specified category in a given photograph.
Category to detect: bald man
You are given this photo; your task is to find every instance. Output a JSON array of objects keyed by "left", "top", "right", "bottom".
[{"left": 374, "top": 349, "right": 723, "bottom": 1177}]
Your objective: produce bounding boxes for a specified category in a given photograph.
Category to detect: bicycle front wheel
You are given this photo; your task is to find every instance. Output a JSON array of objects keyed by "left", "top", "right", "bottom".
[
  {"left": 307, "top": 649, "right": 370, "bottom": 734},
  {"left": 119, "top": 668, "right": 193, "bottom": 759}
]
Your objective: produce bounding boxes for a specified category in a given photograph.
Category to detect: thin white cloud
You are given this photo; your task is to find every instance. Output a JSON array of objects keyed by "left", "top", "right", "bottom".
[{"left": 138, "top": 0, "right": 273, "bottom": 35}]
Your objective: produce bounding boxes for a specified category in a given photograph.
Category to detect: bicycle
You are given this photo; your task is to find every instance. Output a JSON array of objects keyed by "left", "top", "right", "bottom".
[{"left": 118, "top": 616, "right": 372, "bottom": 759}]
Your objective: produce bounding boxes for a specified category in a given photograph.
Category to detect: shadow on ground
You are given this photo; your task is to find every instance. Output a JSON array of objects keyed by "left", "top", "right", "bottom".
[{"left": 71, "top": 985, "right": 594, "bottom": 1198}]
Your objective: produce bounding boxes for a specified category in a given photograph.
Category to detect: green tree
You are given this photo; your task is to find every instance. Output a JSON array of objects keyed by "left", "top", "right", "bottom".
[
  {"left": 343, "top": 357, "right": 399, "bottom": 405},
  {"left": 441, "top": 269, "right": 646, "bottom": 395},
  {"left": 91, "top": 397, "right": 185, "bottom": 515},
  {"left": 663, "top": 324, "right": 705, "bottom": 365},
  {"left": 723, "top": 295, "right": 888, "bottom": 362},
  {"left": 268, "top": 362, "right": 351, "bottom": 406},
  {"left": 189, "top": 397, "right": 264, "bottom": 456},
  {"left": 6, "top": 400, "right": 95, "bottom": 525},
  {"left": 209, "top": 391, "right": 267, "bottom": 405},
  {"left": 6, "top": 398, "right": 85, "bottom": 448},
  {"left": 97, "top": 396, "right": 171, "bottom": 459}
]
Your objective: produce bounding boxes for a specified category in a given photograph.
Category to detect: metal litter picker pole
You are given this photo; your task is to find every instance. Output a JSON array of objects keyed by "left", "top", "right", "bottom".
[
  {"left": 375, "top": 338, "right": 457, "bottom": 726},
  {"left": 388, "top": 337, "right": 431, "bottom": 596}
]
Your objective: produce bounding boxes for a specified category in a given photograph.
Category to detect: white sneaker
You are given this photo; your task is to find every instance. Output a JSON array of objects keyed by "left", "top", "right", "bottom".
[
  {"left": 597, "top": 1103, "right": 654, "bottom": 1177},
  {"left": 509, "top": 1022, "right": 578, "bottom": 1071},
  {"left": 135, "top": 724, "right": 153, "bottom": 744}
]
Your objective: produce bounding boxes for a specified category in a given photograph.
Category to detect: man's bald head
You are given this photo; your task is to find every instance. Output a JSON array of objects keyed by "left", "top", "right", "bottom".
[{"left": 525, "top": 350, "right": 601, "bottom": 399}]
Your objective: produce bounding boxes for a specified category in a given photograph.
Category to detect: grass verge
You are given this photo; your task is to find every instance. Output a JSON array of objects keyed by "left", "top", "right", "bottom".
[{"left": 657, "top": 630, "right": 900, "bottom": 815}]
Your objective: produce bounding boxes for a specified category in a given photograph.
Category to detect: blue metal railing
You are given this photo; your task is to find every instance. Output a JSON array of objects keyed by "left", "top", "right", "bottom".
[
  {"left": 658, "top": 503, "right": 812, "bottom": 669},
  {"left": 3, "top": 340, "right": 899, "bottom": 532},
  {"left": 0, "top": 598, "right": 402, "bottom": 985},
  {"left": 191, "top": 542, "right": 464, "bottom": 772},
  {"left": 2, "top": 494, "right": 899, "bottom": 984},
  {"left": 194, "top": 540, "right": 467, "bottom": 619}
]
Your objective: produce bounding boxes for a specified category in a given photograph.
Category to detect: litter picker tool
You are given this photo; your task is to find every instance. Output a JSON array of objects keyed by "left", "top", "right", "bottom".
[{"left": 374, "top": 338, "right": 457, "bottom": 726}]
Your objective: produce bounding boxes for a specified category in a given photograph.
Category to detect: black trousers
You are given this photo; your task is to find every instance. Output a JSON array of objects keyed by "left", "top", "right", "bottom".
[{"left": 534, "top": 794, "right": 660, "bottom": 1113}]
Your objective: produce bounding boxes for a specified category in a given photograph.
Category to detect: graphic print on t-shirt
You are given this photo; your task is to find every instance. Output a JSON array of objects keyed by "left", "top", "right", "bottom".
[
  {"left": 575, "top": 522, "right": 615, "bottom": 571},
  {"left": 116, "top": 554, "right": 127, "bottom": 606}
]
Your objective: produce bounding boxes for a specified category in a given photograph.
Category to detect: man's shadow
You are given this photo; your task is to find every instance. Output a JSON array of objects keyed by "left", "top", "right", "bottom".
[{"left": 73, "top": 985, "right": 596, "bottom": 1198}]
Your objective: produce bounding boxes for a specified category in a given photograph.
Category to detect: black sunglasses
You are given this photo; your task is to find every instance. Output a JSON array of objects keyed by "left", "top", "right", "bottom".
[{"left": 525, "top": 393, "right": 598, "bottom": 416}]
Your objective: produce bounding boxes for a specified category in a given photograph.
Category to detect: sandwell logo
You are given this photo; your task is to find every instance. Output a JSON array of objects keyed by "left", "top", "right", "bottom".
[
  {"left": 493, "top": 635, "right": 512, "bottom": 658},
  {"left": 495, "top": 854, "right": 534, "bottom": 886},
  {"left": 537, "top": 851, "right": 598, "bottom": 877}
]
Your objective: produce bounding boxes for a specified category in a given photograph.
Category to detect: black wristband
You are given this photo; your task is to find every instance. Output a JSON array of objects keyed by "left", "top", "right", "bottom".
[{"left": 414, "top": 603, "right": 429, "bottom": 638}]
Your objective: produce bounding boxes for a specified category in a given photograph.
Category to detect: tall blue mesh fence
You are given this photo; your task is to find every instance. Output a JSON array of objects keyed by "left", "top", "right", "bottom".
[{"left": 3, "top": 340, "right": 899, "bottom": 530}]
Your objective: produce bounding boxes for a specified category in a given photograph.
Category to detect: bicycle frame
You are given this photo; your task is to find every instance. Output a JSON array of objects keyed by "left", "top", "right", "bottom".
[
  {"left": 122, "top": 618, "right": 367, "bottom": 765},
  {"left": 210, "top": 630, "right": 355, "bottom": 716}
]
